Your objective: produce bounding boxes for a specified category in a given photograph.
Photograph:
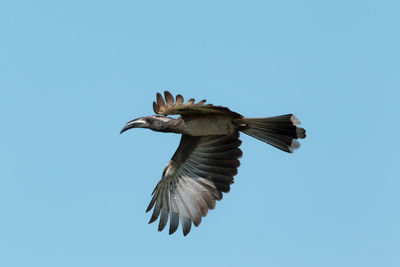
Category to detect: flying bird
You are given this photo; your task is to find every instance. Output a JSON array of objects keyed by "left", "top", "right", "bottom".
[{"left": 120, "top": 91, "right": 306, "bottom": 236}]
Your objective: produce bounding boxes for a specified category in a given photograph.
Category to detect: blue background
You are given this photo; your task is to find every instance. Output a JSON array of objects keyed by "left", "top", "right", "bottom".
[{"left": 1, "top": 1, "right": 399, "bottom": 266}]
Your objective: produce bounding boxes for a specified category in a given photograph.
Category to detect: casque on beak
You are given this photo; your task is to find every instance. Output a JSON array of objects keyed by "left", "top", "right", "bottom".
[{"left": 120, "top": 118, "right": 147, "bottom": 134}]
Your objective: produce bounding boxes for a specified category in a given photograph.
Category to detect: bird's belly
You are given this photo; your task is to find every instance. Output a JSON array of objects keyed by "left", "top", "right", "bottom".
[{"left": 184, "top": 116, "right": 237, "bottom": 136}]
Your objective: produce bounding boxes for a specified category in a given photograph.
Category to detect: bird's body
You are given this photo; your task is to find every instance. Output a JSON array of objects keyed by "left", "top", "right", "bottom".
[
  {"left": 183, "top": 115, "right": 238, "bottom": 136},
  {"left": 121, "top": 91, "right": 306, "bottom": 236}
]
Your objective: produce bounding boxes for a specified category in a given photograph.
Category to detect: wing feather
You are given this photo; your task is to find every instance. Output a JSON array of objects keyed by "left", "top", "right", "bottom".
[
  {"left": 179, "top": 177, "right": 204, "bottom": 225},
  {"left": 152, "top": 91, "right": 242, "bottom": 118},
  {"left": 179, "top": 164, "right": 223, "bottom": 200},
  {"left": 185, "top": 98, "right": 195, "bottom": 105},
  {"left": 178, "top": 181, "right": 202, "bottom": 226},
  {"left": 169, "top": 194, "right": 180, "bottom": 235},
  {"left": 152, "top": 101, "right": 160, "bottom": 114},
  {"left": 174, "top": 185, "right": 193, "bottom": 236},
  {"left": 185, "top": 177, "right": 216, "bottom": 211},
  {"left": 146, "top": 133, "right": 242, "bottom": 235},
  {"left": 146, "top": 182, "right": 160, "bottom": 212},
  {"left": 158, "top": 190, "right": 169, "bottom": 231},
  {"left": 176, "top": 94, "right": 184, "bottom": 105},
  {"left": 164, "top": 91, "right": 174, "bottom": 106},
  {"left": 156, "top": 92, "right": 166, "bottom": 113},
  {"left": 149, "top": 194, "right": 161, "bottom": 223}
]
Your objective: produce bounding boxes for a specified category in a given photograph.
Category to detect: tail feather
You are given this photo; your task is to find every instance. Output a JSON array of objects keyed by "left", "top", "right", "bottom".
[{"left": 239, "top": 114, "right": 306, "bottom": 153}]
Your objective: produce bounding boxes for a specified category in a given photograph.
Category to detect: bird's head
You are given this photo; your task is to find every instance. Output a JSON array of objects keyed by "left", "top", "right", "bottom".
[{"left": 120, "top": 115, "right": 177, "bottom": 134}]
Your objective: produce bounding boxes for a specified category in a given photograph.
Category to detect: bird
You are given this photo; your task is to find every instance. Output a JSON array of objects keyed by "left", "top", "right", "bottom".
[{"left": 120, "top": 91, "right": 306, "bottom": 236}]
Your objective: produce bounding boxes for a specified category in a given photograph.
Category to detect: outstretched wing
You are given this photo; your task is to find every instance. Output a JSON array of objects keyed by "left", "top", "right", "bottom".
[
  {"left": 153, "top": 91, "right": 242, "bottom": 118},
  {"left": 146, "top": 133, "right": 242, "bottom": 236}
]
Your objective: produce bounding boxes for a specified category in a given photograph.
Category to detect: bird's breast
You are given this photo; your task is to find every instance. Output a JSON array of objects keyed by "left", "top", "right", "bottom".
[{"left": 183, "top": 116, "right": 238, "bottom": 136}]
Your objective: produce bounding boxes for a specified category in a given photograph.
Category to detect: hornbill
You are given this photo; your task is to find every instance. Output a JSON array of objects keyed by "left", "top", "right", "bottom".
[{"left": 120, "top": 91, "right": 306, "bottom": 236}]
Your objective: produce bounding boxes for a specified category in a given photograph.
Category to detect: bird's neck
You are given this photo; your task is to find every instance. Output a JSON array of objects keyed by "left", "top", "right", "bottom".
[{"left": 149, "top": 117, "right": 186, "bottom": 134}]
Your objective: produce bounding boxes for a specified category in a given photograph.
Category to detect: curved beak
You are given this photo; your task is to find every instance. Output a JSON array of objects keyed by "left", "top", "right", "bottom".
[{"left": 120, "top": 118, "right": 147, "bottom": 134}]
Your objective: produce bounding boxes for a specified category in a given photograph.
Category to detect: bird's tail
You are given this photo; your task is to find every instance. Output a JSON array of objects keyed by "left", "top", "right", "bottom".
[{"left": 239, "top": 114, "right": 306, "bottom": 153}]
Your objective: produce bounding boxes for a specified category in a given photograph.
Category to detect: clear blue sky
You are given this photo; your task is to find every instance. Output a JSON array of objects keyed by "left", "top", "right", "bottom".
[{"left": 1, "top": 1, "right": 399, "bottom": 266}]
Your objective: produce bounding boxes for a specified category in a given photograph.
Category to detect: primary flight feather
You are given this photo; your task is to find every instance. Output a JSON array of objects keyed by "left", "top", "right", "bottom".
[{"left": 120, "top": 91, "right": 306, "bottom": 236}]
